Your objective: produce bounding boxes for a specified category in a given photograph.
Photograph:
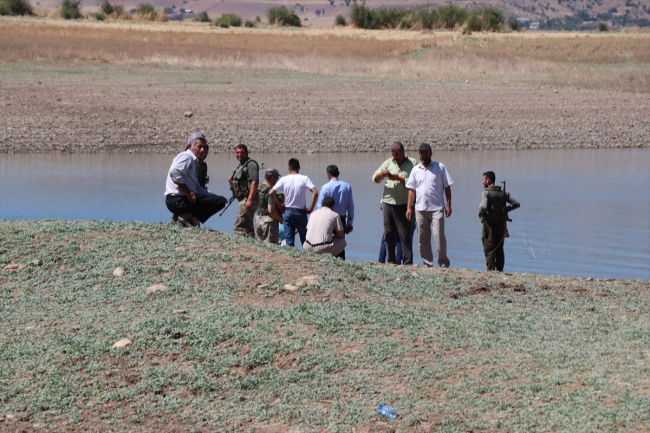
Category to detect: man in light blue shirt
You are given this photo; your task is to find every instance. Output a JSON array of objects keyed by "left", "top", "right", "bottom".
[{"left": 317, "top": 164, "right": 354, "bottom": 260}]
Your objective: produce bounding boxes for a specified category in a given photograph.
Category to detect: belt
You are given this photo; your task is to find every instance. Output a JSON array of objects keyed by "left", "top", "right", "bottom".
[
  {"left": 285, "top": 207, "right": 307, "bottom": 213},
  {"left": 305, "top": 240, "right": 333, "bottom": 248}
]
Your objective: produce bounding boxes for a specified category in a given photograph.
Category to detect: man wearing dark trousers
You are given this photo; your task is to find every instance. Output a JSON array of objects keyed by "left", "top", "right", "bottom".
[
  {"left": 165, "top": 133, "right": 227, "bottom": 227},
  {"left": 372, "top": 142, "right": 416, "bottom": 265},
  {"left": 479, "top": 171, "right": 520, "bottom": 271}
]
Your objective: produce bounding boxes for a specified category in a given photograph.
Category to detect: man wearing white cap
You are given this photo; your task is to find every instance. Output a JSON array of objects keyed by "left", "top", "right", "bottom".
[
  {"left": 164, "top": 132, "right": 227, "bottom": 227},
  {"left": 406, "top": 143, "right": 453, "bottom": 268}
]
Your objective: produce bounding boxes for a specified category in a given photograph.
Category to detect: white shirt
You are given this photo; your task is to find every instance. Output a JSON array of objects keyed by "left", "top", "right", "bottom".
[
  {"left": 271, "top": 174, "right": 315, "bottom": 209},
  {"left": 164, "top": 150, "right": 209, "bottom": 197},
  {"left": 405, "top": 162, "right": 453, "bottom": 211}
]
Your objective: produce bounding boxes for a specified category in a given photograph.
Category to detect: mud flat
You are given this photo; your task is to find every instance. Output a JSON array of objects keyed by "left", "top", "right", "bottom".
[{"left": 2, "top": 68, "right": 649, "bottom": 154}]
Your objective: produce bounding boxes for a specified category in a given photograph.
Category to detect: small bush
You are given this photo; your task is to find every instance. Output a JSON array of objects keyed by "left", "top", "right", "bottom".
[
  {"left": 334, "top": 14, "right": 346, "bottom": 26},
  {"left": 99, "top": 0, "right": 113, "bottom": 14},
  {"left": 59, "top": 0, "right": 81, "bottom": 19},
  {"left": 195, "top": 11, "right": 209, "bottom": 22},
  {"left": 267, "top": 7, "right": 301, "bottom": 26},
  {"left": 0, "top": 0, "right": 34, "bottom": 15},
  {"left": 254, "top": 15, "right": 260, "bottom": 23},
  {"left": 135, "top": 2, "right": 154, "bottom": 14},
  {"left": 464, "top": 7, "right": 503, "bottom": 32},
  {"left": 244, "top": 19, "right": 255, "bottom": 27},
  {"left": 90, "top": 11, "right": 105, "bottom": 20},
  {"left": 507, "top": 18, "right": 518, "bottom": 31},
  {"left": 597, "top": 21, "right": 608, "bottom": 31},
  {"left": 437, "top": 4, "right": 468, "bottom": 29},
  {"left": 133, "top": 3, "right": 167, "bottom": 21},
  {"left": 211, "top": 13, "right": 242, "bottom": 27},
  {"left": 350, "top": 2, "right": 408, "bottom": 29}
]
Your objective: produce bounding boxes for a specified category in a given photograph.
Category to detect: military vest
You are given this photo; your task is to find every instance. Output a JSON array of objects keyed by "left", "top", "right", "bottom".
[
  {"left": 230, "top": 158, "right": 258, "bottom": 200},
  {"left": 483, "top": 186, "right": 504, "bottom": 225}
]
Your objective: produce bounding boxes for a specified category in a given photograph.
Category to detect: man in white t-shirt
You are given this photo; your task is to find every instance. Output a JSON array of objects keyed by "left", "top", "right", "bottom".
[
  {"left": 270, "top": 158, "right": 319, "bottom": 247},
  {"left": 303, "top": 197, "right": 346, "bottom": 257},
  {"left": 406, "top": 143, "right": 453, "bottom": 268}
]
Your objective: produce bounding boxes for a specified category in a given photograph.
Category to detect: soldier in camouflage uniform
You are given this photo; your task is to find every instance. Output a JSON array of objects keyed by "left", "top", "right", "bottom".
[
  {"left": 478, "top": 171, "right": 520, "bottom": 271},
  {"left": 228, "top": 144, "right": 259, "bottom": 237},
  {"left": 255, "top": 169, "right": 283, "bottom": 244}
]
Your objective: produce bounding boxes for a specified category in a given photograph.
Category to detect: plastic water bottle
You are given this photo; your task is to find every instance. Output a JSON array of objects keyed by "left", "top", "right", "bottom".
[{"left": 376, "top": 404, "right": 397, "bottom": 419}]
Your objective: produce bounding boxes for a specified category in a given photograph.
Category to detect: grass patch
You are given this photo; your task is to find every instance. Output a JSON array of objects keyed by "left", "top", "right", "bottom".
[{"left": 1, "top": 220, "right": 649, "bottom": 431}]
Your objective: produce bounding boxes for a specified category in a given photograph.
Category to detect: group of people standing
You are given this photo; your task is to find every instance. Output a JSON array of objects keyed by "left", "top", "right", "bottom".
[{"left": 164, "top": 133, "right": 520, "bottom": 271}]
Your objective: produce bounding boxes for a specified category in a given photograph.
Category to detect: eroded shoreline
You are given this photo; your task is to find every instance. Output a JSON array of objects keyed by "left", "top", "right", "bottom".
[{"left": 2, "top": 69, "right": 649, "bottom": 154}]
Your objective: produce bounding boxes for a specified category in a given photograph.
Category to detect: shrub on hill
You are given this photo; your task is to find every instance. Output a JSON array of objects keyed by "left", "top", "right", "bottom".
[
  {"left": 464, "top": 7, "right": 503, "bottom": 33},
  {"left": 211, "top": 13, "right": 242, "bottom": 28},
  {"left": 597, "top": 21, "right": 608, "bottom": 31},
  {"left": 244, "top": 19, "right": 255, "bottom": 27},
  {"left": 436, "top": 4, "right": 468, "bottom": 29},
  {"left": 267, "top": 7, "right": 301, "bottom": 26},
  {"left": 0, "top": 0, "right": 34, "bottom": 15},
  {"left": 99, "top": 0, "right": 113, "bottom": 14},
  {"left": 334, "top": 14, "right": 346, "bottom": 26},
  {"left": 351, "top": 2, "right": 472, "bottom": 30},
  {"left": 135, "top": 2, "right": 154, "bottom": 14},
  {"left": 195, "top": 11, "right": 209, "bottom": 22},
  {"left": 133, "top": 2, "right": 167, "bottom": 21},
  {"left": 59, "top": 0, "right": 81, "bottom": 19}
]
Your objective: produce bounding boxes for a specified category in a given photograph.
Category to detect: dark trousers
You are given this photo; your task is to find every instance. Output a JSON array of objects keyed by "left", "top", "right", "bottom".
[
  {"left": 382, "top": 203, "right": 413, "bottom": 265},
  {"left": 283, "top": 209, "right": 308, "bottom": 247},
  {"left": 165, "top": 194, "right": 227, "bottom": 224},
  {"left": 378, "top": 233, "right": 402, "bottom": 263},
  {"left": 482, "top": 222, "right": 505, "bottom": 271}
]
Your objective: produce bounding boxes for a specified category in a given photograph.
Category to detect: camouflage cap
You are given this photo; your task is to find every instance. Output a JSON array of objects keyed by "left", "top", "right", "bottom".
[{"left": 265, "top": 168, "right": 281, "bottom": 178}]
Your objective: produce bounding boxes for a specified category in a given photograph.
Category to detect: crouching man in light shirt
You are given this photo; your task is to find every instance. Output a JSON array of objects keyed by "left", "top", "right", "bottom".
[
  {"left": 303, "top": 197, "right": 346, "bottom": 257},
  {"left": 406, "top": 143, "right": 453, "bottom": 268},
  {"left": 164, "top": 132, "right": 228, "bottom": 227}
]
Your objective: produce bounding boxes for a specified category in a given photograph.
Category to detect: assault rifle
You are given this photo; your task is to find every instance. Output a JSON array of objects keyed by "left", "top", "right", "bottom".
[
  {"left": 219, "top": 195, "right": 237, "bottom": 216},
  {"left": 502, "top": 181, "right": 511, "bottom": 238},
  {"left": 502, "top": 181, "right": 512, "bottom": 223}
]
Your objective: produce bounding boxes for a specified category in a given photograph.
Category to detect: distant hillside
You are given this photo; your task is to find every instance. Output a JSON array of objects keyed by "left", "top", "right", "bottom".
[{"left": 34, "top": 0, "right": 650, "bottom": 29}]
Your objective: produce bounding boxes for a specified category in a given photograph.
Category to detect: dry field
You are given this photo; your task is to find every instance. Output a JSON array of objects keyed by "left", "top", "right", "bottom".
[
  {"left": 2, "top": 18, "right": 649, "bottom": 85},
  {"left": 1, "top": 17, "right": 649, "bottom": 153}
]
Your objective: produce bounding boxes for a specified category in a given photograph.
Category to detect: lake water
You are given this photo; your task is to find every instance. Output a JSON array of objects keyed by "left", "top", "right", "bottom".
[{"left": 1, "top": 150, "right": 649, "bottom": 280}]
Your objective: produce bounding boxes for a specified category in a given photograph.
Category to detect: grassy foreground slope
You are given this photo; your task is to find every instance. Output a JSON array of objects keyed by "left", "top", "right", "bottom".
[{"left": 1, "top": 220, "right": 649, "bottom": 432}]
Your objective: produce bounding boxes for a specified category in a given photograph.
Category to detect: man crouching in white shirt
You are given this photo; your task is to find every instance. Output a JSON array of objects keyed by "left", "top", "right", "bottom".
[
  {"left": 164, "top": 133, "right": 228, "bottom": 227},
  {"left": 303, "top": 197, "right": 346, "bottom": 257}
]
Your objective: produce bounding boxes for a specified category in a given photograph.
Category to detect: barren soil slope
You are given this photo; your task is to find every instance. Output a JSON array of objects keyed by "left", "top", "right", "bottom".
[{"left": 2, "top": 69, "right": 648, "bottom": 153}]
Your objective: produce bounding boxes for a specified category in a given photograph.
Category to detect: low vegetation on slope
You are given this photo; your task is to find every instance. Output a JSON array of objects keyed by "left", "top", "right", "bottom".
[{"left": 1, "top": 220, "right": 649, "bottom": 431}]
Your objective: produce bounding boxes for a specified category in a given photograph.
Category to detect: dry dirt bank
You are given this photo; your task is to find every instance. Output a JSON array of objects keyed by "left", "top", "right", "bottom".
[{"left": 1, "top": 67, "right": 648, "bottom": 153}]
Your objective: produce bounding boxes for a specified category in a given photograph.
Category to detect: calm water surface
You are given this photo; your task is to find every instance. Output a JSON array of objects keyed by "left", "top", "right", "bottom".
[{"left": 1, "top": 150, "right": 649, "bottom": 280}]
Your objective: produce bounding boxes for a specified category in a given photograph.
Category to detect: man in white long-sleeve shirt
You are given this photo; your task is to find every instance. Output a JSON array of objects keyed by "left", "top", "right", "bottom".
[{"left": 165, "top": 133, "right": 227, "bottom": 227}]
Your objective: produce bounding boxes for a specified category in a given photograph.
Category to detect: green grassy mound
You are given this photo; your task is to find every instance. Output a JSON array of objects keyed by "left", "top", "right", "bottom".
[{"left": 1, "top": 221, "right": 648, "bottom": 431}]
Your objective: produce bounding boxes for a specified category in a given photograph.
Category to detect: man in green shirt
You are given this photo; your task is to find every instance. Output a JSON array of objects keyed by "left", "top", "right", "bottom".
[
  {"left": 255, "top": 169, "right": 283, "bottom": 244},
  {"left": 372, "top": 142, "right": 417, "bottom": 265},
  {"left": 228, "top": 144, "right": 259, "bottom": 237}
]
